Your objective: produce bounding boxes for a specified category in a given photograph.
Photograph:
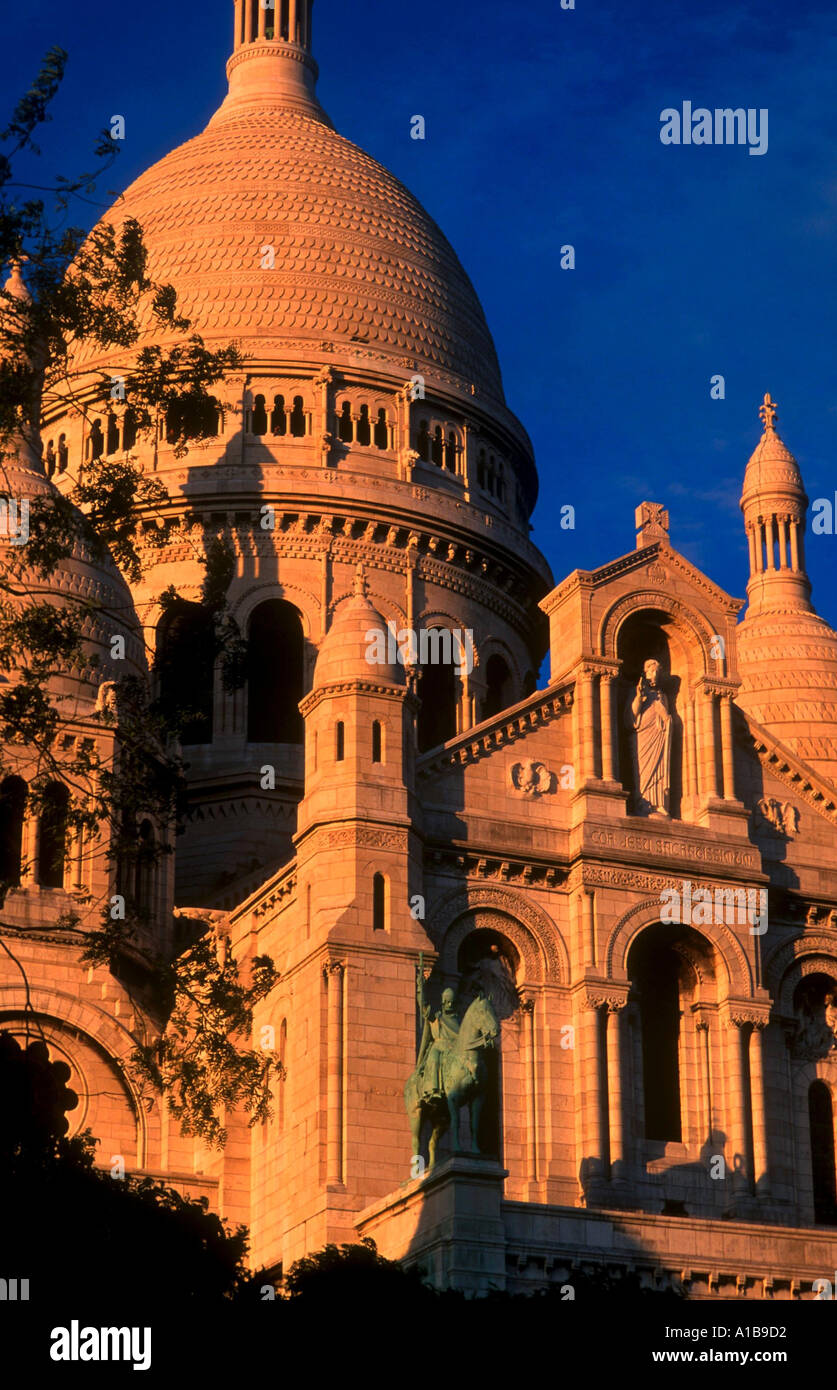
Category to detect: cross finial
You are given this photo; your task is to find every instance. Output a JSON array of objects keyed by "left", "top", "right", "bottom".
[{"left": 759, "top": 392, "right": 778, "bottom": 432}]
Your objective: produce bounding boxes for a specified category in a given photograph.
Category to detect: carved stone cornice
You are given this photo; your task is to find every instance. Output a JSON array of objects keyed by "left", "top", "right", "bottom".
[{"left": 736, "top": 710, "right": 837, "bottom": 827}]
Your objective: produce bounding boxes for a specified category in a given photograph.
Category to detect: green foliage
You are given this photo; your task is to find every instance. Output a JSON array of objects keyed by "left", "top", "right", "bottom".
[
  {"left": 82, "top": 921, "right": 280, "bottom": 1148},
  {"left": 0, "top": 1030, "right": 261, "bottom": 1302}
]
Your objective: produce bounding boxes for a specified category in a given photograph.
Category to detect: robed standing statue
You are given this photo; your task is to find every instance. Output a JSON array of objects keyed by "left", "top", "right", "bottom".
[{"left": 625, "top": 657, "right": 672, "bottom": 816}]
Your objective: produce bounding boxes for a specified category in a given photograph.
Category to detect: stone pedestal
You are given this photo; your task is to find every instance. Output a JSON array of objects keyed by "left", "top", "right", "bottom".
[{"left": 356, "top": 1156, "right": 508, "bottom": 1294}]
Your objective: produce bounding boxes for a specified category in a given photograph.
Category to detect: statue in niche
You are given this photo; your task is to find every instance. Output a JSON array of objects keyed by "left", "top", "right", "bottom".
[
  {"left": 791, "top": 981, "right": 837, "bottom": 1061},
  {"left": 625, "top": 658, "right": 672, "bottom": 817},
  {"left": 405, "top": 954, "right": 499, "bottom": 1170}
]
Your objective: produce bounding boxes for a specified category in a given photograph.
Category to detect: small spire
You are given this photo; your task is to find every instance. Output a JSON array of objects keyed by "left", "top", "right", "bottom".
[
  {"left": 759, "top": 392, "right": 778, "bottom": 433},
  {"left": 353, "top": 563, "right": 368, "bottom": 598}
]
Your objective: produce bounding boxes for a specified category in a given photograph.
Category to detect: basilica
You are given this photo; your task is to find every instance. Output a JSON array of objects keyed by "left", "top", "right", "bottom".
[{"left": 3, "top": 0, "right": 837, "bottom": 1299}]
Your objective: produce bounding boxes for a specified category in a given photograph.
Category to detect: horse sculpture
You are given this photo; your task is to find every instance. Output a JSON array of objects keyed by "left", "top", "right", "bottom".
[{"left": 405, "top": 990, "right": 500, "bottom": 1171}]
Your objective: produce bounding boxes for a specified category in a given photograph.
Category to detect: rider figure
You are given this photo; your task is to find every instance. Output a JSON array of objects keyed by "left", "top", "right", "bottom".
[{"left": 416, "top": 974, "right": 460, "bottom": 1102}]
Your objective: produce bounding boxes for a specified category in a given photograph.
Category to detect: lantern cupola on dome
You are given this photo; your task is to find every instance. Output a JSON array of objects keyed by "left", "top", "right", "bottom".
[
  {"left": 737, "top": 394, "right": 837, "bottom": 783},
  {"left": 211, "top": 0, "right": 329, "bottom": 126}
]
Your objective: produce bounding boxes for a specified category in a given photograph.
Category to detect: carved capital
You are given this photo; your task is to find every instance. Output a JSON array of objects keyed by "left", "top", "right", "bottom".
[
  {"left": 582, "top": 988, "right": 629, "bottom": 1012},
  {"left": 727, "top": 1009, "right": 770, "bottom": 1029}
]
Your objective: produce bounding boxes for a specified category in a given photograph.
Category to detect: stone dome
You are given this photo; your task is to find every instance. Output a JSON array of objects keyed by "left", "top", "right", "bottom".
[
  {"left": 313, "top": 587, "right": 404, "bottom": 689},
  {"left": 0, "top": 266, "right": 145, "bottom": 712},
  {"left": 741, "top": 420, "right": 807, "bottom": 512},
  {"left": 71, "top": 63, "right": 505, "bottom": 404}
]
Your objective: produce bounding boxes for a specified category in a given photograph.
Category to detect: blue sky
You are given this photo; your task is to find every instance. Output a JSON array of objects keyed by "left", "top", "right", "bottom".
[{"left": 6, "top": 0, "right": 837, "bottom": 624}]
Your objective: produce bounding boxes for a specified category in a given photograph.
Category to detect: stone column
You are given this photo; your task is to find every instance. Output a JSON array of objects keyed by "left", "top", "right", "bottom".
[
  {"left": 720, "top": 693, "right": 736, "bottom": 801},
  {"left": 777, "top": 515, "right": 788, "bottom": 569},
  {"left": 21, "top": 813, "right": 37, "bottom": 883},
  {"left": 325, "top": 961, "right": 345, "bottom": 1186},
  {"left": 749, "top": 1022, "right": 770, "bottom": 1196},
  {"left": 701, "top": 689, "right": 720, "bottom": 800},
  {"left": 747, "top": 526, "right": 757, "bottom": 574},
  {"left": 582, "top": 1001, "right": 605, "bottom": 1176},
  {"left": 754, "top": 522, "right": 764, "bottom": 572},
  {"left": 606, "top": 1003, "right": 625, "bottom": 1177},
  {"left": 315, "top": 367, "right": 333, "bottom": 467},
  {"left": 576, "top": 667, "right": 595, "bottom": 783},
  {"left": 789, "top": 519, "right": 800, "bottom": 571},
  {"left": 726, "top": 1018, "right": 750, "bottom": 1191},
  {"left": 522, "top": 999, "right": 538, "bottom": 1183},
  {"left": 682, "top": 699, "right": 694, "bottom": 806},
  {"left": 582, "top": 889, "right": 596, "bottom": 969},
  {"left": 258, "top": 0, "right": 268, "bottom": 38},
  {"left": 289, "top": 0, "right": 298, "bottom": 42},
  {"left": 765, "top": 515, "right": 776, "bottom": 569},
  {"left": 600, "top": 673, "right": 615, "bottom": 782},
  {"left": 234, "top": 0, "right": 244, "bottom": 48},
  {"left": 696, "top": 1019, "right": 712, "bottom": 1137}
]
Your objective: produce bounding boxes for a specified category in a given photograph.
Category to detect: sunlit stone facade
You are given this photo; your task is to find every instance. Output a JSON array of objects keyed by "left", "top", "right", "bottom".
[{"left": 5, "top": 2, "right": 837, "bottom": 1300}]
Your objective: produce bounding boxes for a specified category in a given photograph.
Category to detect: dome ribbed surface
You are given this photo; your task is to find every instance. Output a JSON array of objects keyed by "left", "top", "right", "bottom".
[
  {"left": 73, "top": 107, "right": 504, "bottom": 401},
  {"left": 741, "top": 426, "right": 807, "bottom": 504},
  {"left": 737, "top": 611, "right": 837, "bottom": 782}
]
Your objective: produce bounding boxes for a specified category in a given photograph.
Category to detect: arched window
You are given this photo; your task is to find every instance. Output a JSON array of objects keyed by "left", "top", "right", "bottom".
[
  {"left": 45, "top": 441, "right": 56, "bottom": 478},
  {"left": 135, "top": 819, "right": 155, "bottom": 918},
  {"left": 417, "top": 421, "right": 431, "bottom": 462},
  {"left": 155, "top": 601, "right": 215, "bottom": 745},
  {"left": 38, "top": 782, "right": 69, "bottom": 889},
  {"left": 477, "top": 448, "right": 486, "bottom": 489},
  {"left": 431, "top": 426, "right": 444, "bottom": 467},
  {"left": 336, "top": 722, "right": 345, "bottom": 761},
  {"left": 289, "top": 396, "right": 306, "bottom": 437},
  {"left": 166, "top": 396, "right": 219, "bottom": 442},
  {"left": 338, "top": 401, "right": 353, "bottom": 443},
  {"left": 372, "top": 720, "right": 383, "bottom": 764},
  {"left": 0, "top": 776, "right": 27, "bottom": 886},
  {"left": 417, "top": 657, "right": 457, "bottom": 753},
  {"left": 247, "top": 600, "right": 305, "bottom": 743},
  {"left": 373, "top": 873, "right": 386, "bottom": 931},
  {"left": 497, "top": 461, "right": 505, "bottom": 501},
  {"left": 374, "top": 408, "right": 388, "bottom": 449},
  {"left": 356, "top": 404, "right": 371, "bottom": 446},
  {"left": 251, "top": 394, "right": 268, "bottom": 436},
  {"left": 483, "top": 654, "right": 512, "bottom": 719},
  {"left": 57, "top": 434, "right": 68, "bottom": 473},
  {"left": 106, "top": 413, "right": 119, "bottom": 455},
  {"left": 629, "top": 931, "right": 682, "bottom": 1142},
  {"left": 271, "top": 395, "right": 287, "bottom": 436},
  {"left": 810, "top": 1081, "right": 837, "bottom": 1224}
]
